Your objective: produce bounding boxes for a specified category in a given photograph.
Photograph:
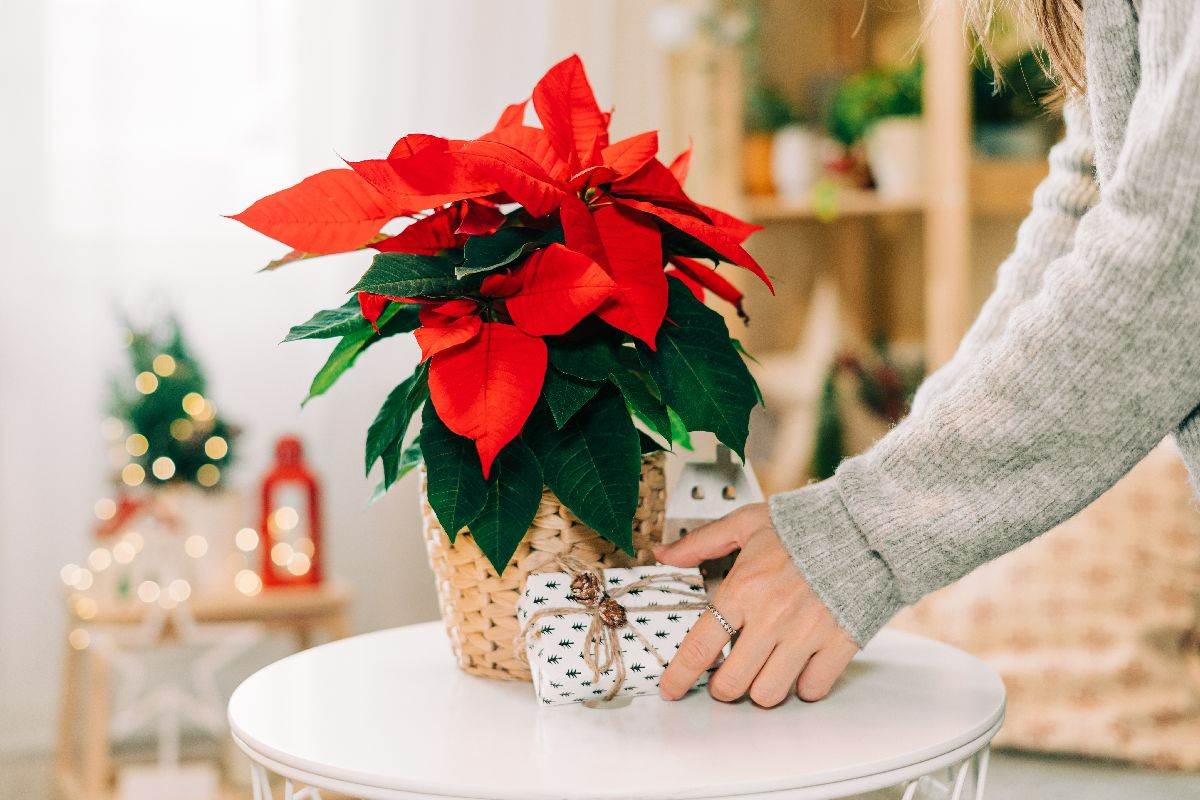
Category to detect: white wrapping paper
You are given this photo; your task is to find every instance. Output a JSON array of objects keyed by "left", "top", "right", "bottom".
[{"left": 517, "top": 565, "right": 710, "bottom": 705}]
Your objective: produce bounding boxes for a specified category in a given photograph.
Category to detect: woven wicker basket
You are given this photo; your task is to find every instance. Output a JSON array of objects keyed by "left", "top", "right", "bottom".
[{"left": 420, "top": 452, "right": 666, "bottom": 681}]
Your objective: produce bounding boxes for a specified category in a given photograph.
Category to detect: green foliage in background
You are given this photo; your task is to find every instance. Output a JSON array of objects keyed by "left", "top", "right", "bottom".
[
  {"left": 810, "top": 373, "right": 844, "bottom": 481},
  {"left": 810, "top": 340, "right": 924, "bottom": 481},
  {"left": 744, "top": 82, "right": 795, "bottom": 134},
  {"left": 973, "top": 49, "right": 1056, "bottom": 125},
  {"left": 826, "top": 62, "right": 923, "bottom": 147}
]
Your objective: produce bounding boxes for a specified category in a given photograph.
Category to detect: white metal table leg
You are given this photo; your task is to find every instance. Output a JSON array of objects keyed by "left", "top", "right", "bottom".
[
  {"left": 251, "top": 763, "right": 270, "bottom": 800},
  {"left": 250, "top": 763, "right": 325, "bottom": 800},
  {"left": 898, "top": 746, "right": 990, "bottom": 800},
  {"left": 972, "top": 748, "right": 991, "bottom": 800}
]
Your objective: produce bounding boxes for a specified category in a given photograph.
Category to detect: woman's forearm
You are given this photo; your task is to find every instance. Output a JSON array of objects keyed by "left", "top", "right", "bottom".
[
  {"left": 909, "top": 100, "right": 1098, "bottom": 417},
  {"left": 772, "top": 11, "right": 1200, "bottom": 646}
]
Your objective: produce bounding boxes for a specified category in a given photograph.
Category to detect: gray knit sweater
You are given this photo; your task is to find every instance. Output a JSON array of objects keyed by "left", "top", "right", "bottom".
[{"left": 770, "top": 0, "right": 1200, "bottom": 646}]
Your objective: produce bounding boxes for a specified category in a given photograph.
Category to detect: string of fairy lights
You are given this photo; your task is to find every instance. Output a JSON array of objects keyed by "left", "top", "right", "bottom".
[
  {"left": 110, "top": 347, "right": 227, "bottom": 488},
  {"left": 60, "top": 334, "right": 317, "bottom": 651},
  {"left": 62, "top": 497, "right": 316, "bottom": 651}
]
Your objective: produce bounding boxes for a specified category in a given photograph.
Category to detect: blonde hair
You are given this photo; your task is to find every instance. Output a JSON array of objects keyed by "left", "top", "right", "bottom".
[{"left": 963, "top": 0, "right": 1085, "bottom": 97}]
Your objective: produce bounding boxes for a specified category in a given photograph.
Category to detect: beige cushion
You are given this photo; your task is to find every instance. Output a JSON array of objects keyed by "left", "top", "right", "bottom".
[{"left": 893, "top": 441, "right": 1200, "bottom": 769}]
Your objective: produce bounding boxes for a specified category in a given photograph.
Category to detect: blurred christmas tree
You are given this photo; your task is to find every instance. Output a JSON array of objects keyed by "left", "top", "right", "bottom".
[{"left": 109, "top": 317, "right": 237, "bottom": 490}]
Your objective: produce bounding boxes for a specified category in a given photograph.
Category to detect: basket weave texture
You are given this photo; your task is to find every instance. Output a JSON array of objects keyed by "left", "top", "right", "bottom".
[{"left": 420, "top": 452, "right": 666, "bottom": 681}]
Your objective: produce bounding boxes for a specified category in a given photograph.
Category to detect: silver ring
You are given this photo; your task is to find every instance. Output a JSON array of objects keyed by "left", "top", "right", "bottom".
[{"left": 706, "top": 602, "right": 737, "bottom": 638}]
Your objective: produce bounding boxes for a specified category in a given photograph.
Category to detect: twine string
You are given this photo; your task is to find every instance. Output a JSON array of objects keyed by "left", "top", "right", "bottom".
[{"left": 518, "top": 556, "right": 707, "bottom": 701}]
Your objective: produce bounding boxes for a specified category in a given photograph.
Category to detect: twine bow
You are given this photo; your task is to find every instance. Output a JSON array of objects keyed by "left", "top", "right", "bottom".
[{"left": 518, "top": 555, "right": 708, "bottom": 701}]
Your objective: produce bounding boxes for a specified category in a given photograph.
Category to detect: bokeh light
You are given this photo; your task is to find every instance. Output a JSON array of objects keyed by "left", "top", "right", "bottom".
[
  {"left": 134, "top": 371, "right": 159, "bottom": 394},
  {"left": 197, "top": 464, "right": 220, "bottom": 487},
  {"left": 151, "top": 456, "right": 176, "bottom": 480},
  {"left": 152, "top": 354, "right": 177, "bottom": 376},
  {"left": 122, "top": 463, "right": 146, "bottom": 486},
  {"left": 235, "top": 528, "right": 259, "bottom": 552},
  {"left": 125, "top": 434, "right": 149, "bottom": 457}
]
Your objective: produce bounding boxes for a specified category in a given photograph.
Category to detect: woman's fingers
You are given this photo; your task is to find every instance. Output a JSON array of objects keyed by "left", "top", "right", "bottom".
[
  {"left": 658, "top": 520, "right": 861, "bottom": 706},
  {"left": 659, "top": 598, "right": 742, "bottom": 700},
  {"left": 796, "top": 638, "right": 859, "bottom": 702},
  {"left": 653, "top": 502, "right": 769, "bottom": 567},
  {"left": 652, "top": 518, "right": 740, "bottom": 567},
  {"left": 708, "top": 622, "right": 777, "bottom": 702},
  {"left": 748, "top": 641, "right": 814, "bottom": 708}
]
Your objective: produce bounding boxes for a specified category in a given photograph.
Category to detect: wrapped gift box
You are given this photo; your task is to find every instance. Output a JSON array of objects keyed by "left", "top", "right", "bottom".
[{"left": 517, "top": 565, "right": 711, "bottom": 705}]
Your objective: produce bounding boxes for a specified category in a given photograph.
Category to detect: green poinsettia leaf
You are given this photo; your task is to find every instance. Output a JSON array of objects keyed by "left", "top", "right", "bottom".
[
  {"left": 639, "top": 279, "right": 758, "bottom": 458},
  {"left": 730, "top": 339, "right": 765, "bottom": 405},
  {"left": 639, "top": 430, "right": 666, "bottom": 455},
  {"left": 548, "top": 336, "right": 622, "bottom": 381},
  {"left": 668, "top": 406, "right": 693, "bottom": 450},
  {"left": 466, "top": 437, "right": 543, "bottom": 573},
  {"left": 420, "top": 403, "right": 487, "bottom": 540},
  {"left": 350, "top": 252, "right": 459, "bottom": 297},
  {"left": 526, "top": 390, "right": 641, "bottom": 554},
  {"left": 365, "top": 363, "right": 429, "bottom": 475},
  {"left": 375, "top": 303, "right": 422, "bottom": 337},
  {"left": 662, "top": 226, "right": 726, "bottom": 265},
  {"left": 305, "top": 327, "right": 374, "bottom": 404},
  {"left": 369, "top": 437, "right": 423, "bottom": 505},
  {"left": 457, "top": 227, "right": 542, "bottom": 279},
  {"left": 543, "top": 367, "right": 601, "bottom": 429},
  {"left": 609, "top": 349, "right": 671, "bottom": 441},
  {"left": 730, "top": 337, "right": 761, "bottom": 365},
  {"left": 374, "top": 436, "right": 423, "bottom": 500},
  {"left": 303, "top": 303, "right": 419, "bottom": 405},
  {"left": 284, "top": 297, "right": 365, "bottom": 342}
]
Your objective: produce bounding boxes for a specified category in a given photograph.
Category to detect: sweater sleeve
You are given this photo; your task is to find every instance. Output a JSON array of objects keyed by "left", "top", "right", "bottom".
[
  {"left": 908, "top": 99, "right": 1098, "bottom": 417},
  {"left": 771, "top": 7, "right": 1200, "bottom": 646}
]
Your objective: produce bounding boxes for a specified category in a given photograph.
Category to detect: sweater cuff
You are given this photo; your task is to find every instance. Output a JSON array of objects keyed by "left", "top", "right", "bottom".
[{"left": 768, "top": 480, "right": 904, "bottom": 647}]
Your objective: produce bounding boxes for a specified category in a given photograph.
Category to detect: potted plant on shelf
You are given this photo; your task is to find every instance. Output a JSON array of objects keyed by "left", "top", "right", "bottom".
[
  {"left": 972, "top": 49, "right": 1056, "bottom": 158},
  {"left": 827, "top": 62, "right": 924, "bottom": 198},
  {"left": 743, "top": 81, "right": 795, "bottom": 196},
  {"left": 231, "top": 55, "right": 770, "bottom": 680},
  {"left": 810, "top": 340, "right": 924, "bottom": 481}
]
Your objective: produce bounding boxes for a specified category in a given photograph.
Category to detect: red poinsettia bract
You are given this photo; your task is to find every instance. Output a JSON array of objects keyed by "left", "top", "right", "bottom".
[{"left": 233, "top": 54, "right": 769, "bottom": 478}]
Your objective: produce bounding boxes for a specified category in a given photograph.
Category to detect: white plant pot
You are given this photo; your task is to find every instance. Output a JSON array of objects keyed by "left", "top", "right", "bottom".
[
  {"left": 770, "top": 125, "right": 822, "bottom": 201},
  {"left": 863, "top": 116, "right": 924, "bottom": 199}
]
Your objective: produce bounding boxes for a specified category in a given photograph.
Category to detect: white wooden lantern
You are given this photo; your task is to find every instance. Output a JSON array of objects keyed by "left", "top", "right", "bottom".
[
  {"left": 665, "top": 445, "right": 764, "bottom": 583},
  {"left": 666, "top": 445, "right": 764, "bottom": 539}
]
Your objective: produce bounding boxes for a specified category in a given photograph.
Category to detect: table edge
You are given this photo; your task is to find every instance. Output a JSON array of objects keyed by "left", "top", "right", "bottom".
[
  {"left": 233, "top": 715, "right": 1004, "bottom": 800},
  {"left": 228, "top": 623, "right": 1007, "bottom": 800}
]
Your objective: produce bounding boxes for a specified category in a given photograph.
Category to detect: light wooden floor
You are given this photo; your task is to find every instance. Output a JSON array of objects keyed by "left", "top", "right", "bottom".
[{"left": 5, "top": 748, "right": 1199, "bottom": 800}]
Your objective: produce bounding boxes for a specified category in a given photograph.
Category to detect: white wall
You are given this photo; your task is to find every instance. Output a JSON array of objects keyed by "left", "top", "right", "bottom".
[{"left": 0, "top": 0, "right": 682, "bottom": 752}]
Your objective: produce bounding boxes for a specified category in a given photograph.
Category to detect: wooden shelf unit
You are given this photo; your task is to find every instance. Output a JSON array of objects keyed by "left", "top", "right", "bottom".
[
  {"left": 743, "top": 156, "right": 1046, "bottom": 223},
  {"left": 662, "top": 0, "right": 1047, "bottom": 489},
  {"left": 970, "top": 157, "right": 1047, "bottom": 216},
  {"left": 665, "top": 0, "right": 1046, "bottom": 368},
  {"left": 746, "top": 189, "right": 925, "bottom": 222}
]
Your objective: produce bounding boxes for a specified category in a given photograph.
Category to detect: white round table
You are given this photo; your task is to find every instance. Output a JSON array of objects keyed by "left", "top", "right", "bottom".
[{"left": 229, "top": 622, "right": 1004, "bottom": 800}]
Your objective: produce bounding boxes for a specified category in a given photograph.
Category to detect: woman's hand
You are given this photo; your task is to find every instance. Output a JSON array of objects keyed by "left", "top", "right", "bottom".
[{"left": 654, "top": 503, "right": 859, "bottom": 707}]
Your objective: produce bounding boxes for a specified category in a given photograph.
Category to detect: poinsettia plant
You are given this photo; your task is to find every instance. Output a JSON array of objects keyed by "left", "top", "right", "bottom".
[{"left": 232, "top": 55, "right": 771, "bottom": 572}]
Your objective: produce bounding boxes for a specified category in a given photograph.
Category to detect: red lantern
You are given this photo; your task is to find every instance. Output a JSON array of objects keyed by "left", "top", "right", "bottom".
[{"left": 259, "top": 436, "right": 322, "bottom": 587}]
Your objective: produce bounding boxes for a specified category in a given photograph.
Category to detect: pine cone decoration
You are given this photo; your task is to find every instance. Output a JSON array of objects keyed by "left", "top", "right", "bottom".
[
  {"left": 569, "top": 572, "right": 603, "bottom": 607},
  {"left": 598, "top": 597, "right": 627, "bottom": 628}
]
